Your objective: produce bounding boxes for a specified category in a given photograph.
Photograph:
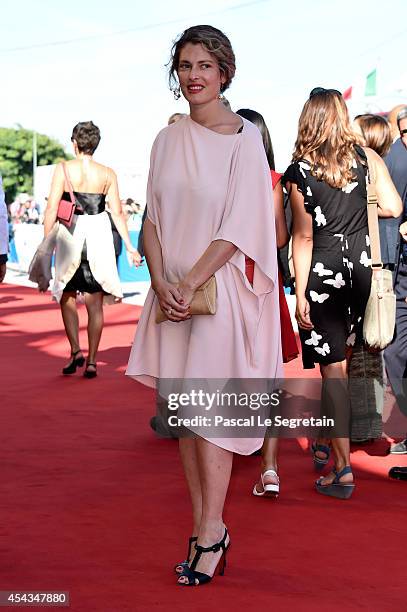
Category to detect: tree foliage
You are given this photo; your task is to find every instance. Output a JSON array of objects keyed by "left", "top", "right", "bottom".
[{"left": 0, "top": 126, "right": 71, "bottom": 203}]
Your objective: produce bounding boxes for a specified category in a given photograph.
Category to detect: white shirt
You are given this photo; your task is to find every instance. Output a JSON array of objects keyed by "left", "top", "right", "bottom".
[{"left": 0, "top": 175, "right": 8, "bottom": 257}]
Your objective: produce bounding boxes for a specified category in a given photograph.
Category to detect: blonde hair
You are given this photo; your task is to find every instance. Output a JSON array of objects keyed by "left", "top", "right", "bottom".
[
  {"left": 293, "top": 90, "right": 359, "bottom": 189},
  {"left": 354, "top": 114, "right": 392, "bottom": 158}
]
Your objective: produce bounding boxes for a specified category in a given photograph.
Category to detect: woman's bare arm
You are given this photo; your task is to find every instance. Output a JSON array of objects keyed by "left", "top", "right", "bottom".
[
  {"left": 364, "top": 148, "right": 402, "bottom": 218},
  {"left": 289, "top": 182, "right": 314, "bottom": 330},
  {"left": 180, "top": 240, "right": 237, "bottom": 303},
  {"left": 107, "top": 170, "right": 141, "bottom": 265},
  {"left": 145, "top": 212, "right": 237, "bottom": 320},
  {"left": 274, "top": 181, "right": 289, "bottom": 248},
  {"left": 143, "top": 218, "right": 164, "bottom": 290},
  {"left": 144, "top": 218, "right": 188, "bottom": 320},
  {"left": 43, "top": 164, "right": 64, "bottom": 237}
]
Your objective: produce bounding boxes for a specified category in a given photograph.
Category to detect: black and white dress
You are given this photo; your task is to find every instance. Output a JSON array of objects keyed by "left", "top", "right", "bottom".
[
  {"left": 283, "top": 148, "right": 372, "bottom": 369},
  {"left": 52, "top": 191, "right": 122, "bottom": 304}
]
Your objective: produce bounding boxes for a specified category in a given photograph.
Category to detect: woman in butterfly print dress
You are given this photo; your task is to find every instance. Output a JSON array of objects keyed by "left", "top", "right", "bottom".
[{"left": 284, "top": 89, "right": 402, "bottom": 498}]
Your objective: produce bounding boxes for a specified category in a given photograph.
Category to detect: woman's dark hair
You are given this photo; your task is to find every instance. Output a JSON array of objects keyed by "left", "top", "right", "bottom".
[
  {"left": 236, "top": 108, "right": 275, "bottom": 170},
  {"left": 168, "top": 25, "right": 236, "bottom": 94},
  {"left": 71, "top": 121, "right": 101, "bottom": 155}
]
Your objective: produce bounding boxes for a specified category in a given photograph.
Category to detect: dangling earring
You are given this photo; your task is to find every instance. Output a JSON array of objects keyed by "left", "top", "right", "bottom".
[
  {"left": 173, "top": 87, "right": 181, "bottom": 101},
  {"left": 218, "top": 83, "right": 225, "bottom": 101}
]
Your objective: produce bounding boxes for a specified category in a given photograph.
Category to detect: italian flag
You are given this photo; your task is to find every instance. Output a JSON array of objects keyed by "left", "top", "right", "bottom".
[
  {"left": 365, "top": 69, "right": 377, "bottom": 96},
  {"left": 343, "top": 69, "right": 377, "bottom": 100}
]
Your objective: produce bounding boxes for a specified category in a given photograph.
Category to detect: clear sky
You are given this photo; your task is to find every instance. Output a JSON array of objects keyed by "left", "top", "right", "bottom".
[{"left": 2, "top": 0, "right": 407, "bottom": 199}]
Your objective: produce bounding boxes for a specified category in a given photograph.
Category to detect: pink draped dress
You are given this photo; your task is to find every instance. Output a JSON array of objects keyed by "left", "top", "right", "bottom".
[{"left": 126, "top": 116, "right": 283, "bottom": 454}]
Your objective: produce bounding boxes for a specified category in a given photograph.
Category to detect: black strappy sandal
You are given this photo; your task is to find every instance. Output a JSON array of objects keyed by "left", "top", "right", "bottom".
[
  {"left": 174, "top": 536, "right": 197, "bottom": 575},
  {"left": 62, "top": 350, "right": 85, "bottom": 375},
  {"left": 83, "top": 362, "right": 97, "bottom": 379},
  {"left": 178, "top": 528, "right": 230, "bottom": 586}
]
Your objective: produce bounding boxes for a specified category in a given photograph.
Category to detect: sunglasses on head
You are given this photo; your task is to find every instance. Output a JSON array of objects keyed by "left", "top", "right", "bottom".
[{"left": 309, "top": 87, "right": 342, "bottom": 98}]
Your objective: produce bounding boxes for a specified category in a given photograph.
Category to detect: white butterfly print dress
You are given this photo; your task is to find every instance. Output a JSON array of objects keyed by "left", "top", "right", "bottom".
[{"left": 283, "top": 150, "right": 372, "bottom": 369}]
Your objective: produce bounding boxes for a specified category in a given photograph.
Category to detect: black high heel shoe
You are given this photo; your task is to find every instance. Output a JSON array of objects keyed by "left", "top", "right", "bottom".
[
  {"left": 178, "top": 528, "right": 230, "bottom": 586},
  {"left": 62, "top": 350, "right": 85, "bottom": 375},
  {"left": 83, "top": 362, "right": 97, "bottom": 379},
  {"left": 174, "top": 536, "right": 197, "bottom": 575}
]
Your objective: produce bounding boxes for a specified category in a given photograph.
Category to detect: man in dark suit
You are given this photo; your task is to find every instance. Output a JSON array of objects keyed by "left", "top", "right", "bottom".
[
  {"left": 380, "top": 108, "right": 407, "bottom": 268},
  {"left": 383, "top": 108, "right": 407, "bottom": 473}
]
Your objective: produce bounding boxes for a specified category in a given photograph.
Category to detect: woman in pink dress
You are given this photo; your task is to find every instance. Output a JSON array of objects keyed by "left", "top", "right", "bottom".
[{"left": 126, "top": 25, "right": 282, "bottom": 585}]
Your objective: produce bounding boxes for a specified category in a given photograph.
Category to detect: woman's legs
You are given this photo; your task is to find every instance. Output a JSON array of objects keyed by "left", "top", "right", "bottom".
[
  {"left": 60, "top": 291, "right": 82, "bottom": 357},
  {"left": 317, "top": 360, "right": 353, "bottom": 484},
  {"left": 84, "top": 292, "right": 104, "bottom": 365},
  {"left": 178, "top": 438, "right": 202, "bottom": 536},
  {"left": 178, "top": 438, "right": 233, "bottom": 582}
]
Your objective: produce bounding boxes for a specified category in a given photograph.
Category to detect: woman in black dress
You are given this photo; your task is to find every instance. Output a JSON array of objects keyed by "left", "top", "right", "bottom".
[
  {"left": 44, "top": 122, "right": 141, "bottom": 377},
  {"left": 284, "top": 89, "right": 402, "bottom": 498}
]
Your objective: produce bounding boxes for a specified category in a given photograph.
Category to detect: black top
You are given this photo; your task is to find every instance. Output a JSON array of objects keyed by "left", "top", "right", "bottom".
[
  {"left": 283, "top": 147, "right": 372, "bottom": 369},
  {"left": 283, "top": 147, "right": 368, "bottom": 239},
  {"left": 62, "top": 191, "right": 106, "bottom": 215}
]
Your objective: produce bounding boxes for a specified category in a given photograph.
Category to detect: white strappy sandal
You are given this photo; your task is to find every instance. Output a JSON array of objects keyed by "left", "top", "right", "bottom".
[{"left": 252, "top": 469, "right": 280, "bottom": 497}]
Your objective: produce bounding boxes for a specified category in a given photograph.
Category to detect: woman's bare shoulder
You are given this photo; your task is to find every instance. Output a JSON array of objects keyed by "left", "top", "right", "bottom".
[
  {"left": 90, "top": 160, "right": 113, "bottom": 173},
  {"left": 362, "top": 146, "right": 382, "bottom": 165}
]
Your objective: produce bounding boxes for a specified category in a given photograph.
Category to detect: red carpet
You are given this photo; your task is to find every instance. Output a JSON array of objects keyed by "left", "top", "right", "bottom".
[{"left": 1, "top": 283, "right": 407, "bottom": 611}]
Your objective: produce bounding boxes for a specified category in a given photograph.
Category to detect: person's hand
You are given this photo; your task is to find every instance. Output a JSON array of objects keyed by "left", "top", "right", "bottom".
[
  {"left": 0, "top": 263, "right": 6, "bottom": 283},
  {"left": 295, "top": 294, "right": 313, "bottom": 330},
  {"left": 400, "top": 221, "right": 407, "bottom": 242},
  {"left": 153, "top": 278, "right": 190, "bottom": 322},
  {"left": 177, "top": 278, "right": 196, "bottom": 312},
  {"left": 127, "top": 246, "right": 142, "bottom": 267}
]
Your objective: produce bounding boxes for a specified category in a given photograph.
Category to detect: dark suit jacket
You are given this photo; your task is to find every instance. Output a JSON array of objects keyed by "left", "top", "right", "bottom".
[{"left": 380, "top": 139, "right": 407, "bottom": 265}]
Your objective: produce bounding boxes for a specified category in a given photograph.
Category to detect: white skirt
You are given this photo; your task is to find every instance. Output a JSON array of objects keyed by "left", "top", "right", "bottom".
[{"left": 52, "top": 212, "right": 123, "bottom": 304}]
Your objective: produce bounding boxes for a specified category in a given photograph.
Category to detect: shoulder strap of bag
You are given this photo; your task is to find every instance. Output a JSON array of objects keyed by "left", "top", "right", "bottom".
[
  {"left": 365, "top": 152, "right": 383, "bottom": 269},
  {"left": 61, "top": 162, "right": 75, "bottom": 205}
]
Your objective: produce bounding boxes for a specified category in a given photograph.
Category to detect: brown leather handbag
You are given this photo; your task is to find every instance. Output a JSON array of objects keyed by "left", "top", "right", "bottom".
[{"left": 156, "top": 275, "right": 217, "bottom": 323}]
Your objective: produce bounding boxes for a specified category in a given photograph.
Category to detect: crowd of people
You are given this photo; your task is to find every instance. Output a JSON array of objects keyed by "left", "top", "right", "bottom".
[
  {"left": 9, "top": 194, "right": 41, "bottom": 224},
  {"left": 8, "top": 193, "right": 142, "bottom": 227},
  {"left": 1, "top": 22, "right": 407, "bottom": 590},
  {"left": 125, "top": 25, "right": 406, "bottom": 587}
]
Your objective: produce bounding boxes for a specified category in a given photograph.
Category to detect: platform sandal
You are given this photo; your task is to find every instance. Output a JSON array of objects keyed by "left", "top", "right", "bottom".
[
  {"left": 315, "top": 466, "right": 355, "bottom": 499},
  {"left": 252, "top": 469, "right": 280, "bottom": 497}
]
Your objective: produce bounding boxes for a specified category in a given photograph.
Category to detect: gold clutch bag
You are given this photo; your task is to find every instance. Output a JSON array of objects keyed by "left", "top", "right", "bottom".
[{"left": 156, "top": 275, "right": 217, "bottom": 324}]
